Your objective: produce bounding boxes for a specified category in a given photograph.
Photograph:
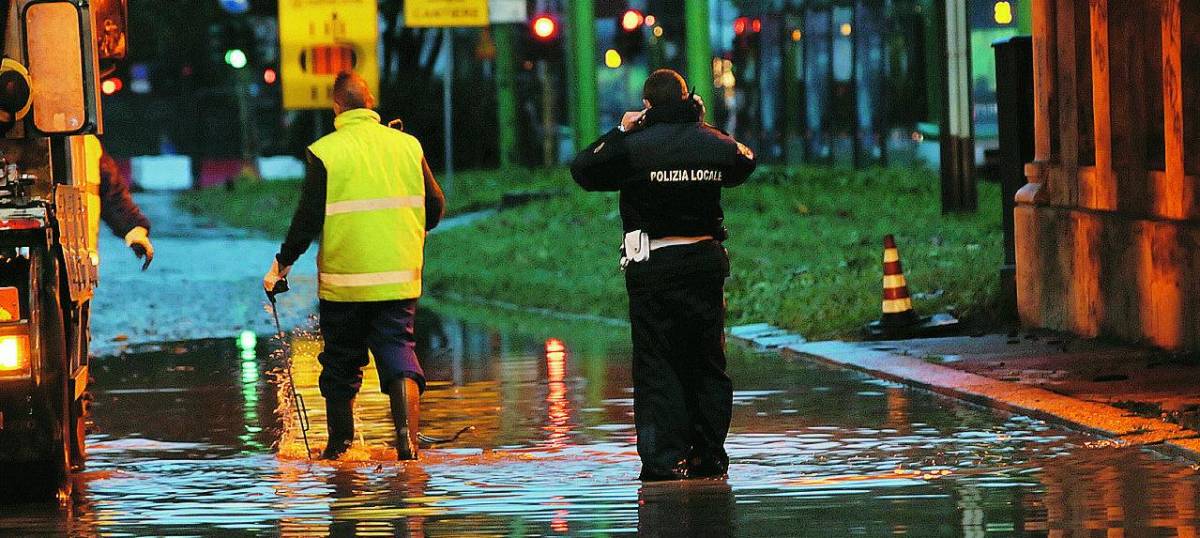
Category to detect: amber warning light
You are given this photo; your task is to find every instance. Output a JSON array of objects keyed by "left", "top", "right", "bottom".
[{"left": 0, "top": 335, "right": 30, "bottom": 377}]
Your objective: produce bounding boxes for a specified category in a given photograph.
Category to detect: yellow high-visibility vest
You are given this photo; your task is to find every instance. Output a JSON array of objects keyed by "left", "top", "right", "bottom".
[
  {"left": 308, "top": 108, "right": 427, "bottom": 302},
  {"left": 83, "top": 134, "right": 103, "bottom": 252}
]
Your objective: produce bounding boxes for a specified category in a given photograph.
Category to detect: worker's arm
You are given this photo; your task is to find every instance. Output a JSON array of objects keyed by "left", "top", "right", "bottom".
[
  {"left": 98, "top": 153, "right": 150, "bottom": 237},
  {"left": 422, "top": 158, "right": 446, "bottom": 231},
  {"left": 275, "top": 150, "right": 326, "bottom": 267},
  {"left": 570, "top": 128, "right": 637, "bottom": 192},
  {"left": 722, "top": 141, "right": 757, "bottom": 188}
]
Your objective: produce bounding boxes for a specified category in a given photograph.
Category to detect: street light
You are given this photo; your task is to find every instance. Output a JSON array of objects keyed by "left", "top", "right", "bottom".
[
  {"left": 605, "top": 49, "right": 622, "bottom": 69},
  {"left": 994, "top": 1, "right": 1014, "bottom": 24}
]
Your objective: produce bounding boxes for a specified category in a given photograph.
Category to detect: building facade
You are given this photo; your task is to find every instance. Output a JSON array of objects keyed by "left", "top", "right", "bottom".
[{"left": 1016, "top": 0, "right": 1200, "bottom": 348}]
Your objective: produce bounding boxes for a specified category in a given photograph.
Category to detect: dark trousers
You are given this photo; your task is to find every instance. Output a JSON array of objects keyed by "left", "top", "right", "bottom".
[
  {"left": 625, "top": 241, "right": 732, "bottom": 474},
  {"left": 317, "top": 298, "right": 425, "bottom": 402}
]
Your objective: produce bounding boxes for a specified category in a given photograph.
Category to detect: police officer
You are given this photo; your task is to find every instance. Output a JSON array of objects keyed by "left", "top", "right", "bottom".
[
  {"left": 571, "top": 69, "right": 756, "bottom": 481},
  {"left": 263, "top": 72, "right": 445, "bottom": 460}
]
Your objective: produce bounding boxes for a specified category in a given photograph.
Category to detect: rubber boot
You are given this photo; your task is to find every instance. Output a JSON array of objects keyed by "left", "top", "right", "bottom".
[
  {"left": 388, "top": 378, "right": 420, "bottom": 460},
  {"left": 320, "top": 399, "right": 355, "bottom": 460}
]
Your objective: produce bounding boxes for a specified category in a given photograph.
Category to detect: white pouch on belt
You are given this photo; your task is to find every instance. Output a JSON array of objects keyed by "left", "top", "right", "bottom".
[{"left": 620, "top": 230, "right": 650, "bottom": 269}]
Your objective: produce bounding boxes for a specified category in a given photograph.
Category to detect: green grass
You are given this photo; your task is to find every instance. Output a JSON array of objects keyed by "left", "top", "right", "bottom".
[
  {"left": 179, "top": 165, "right": 1004, "bottom": 340},
  {"left": 176, "top": 167, "right": 571, "bottom": 237}
]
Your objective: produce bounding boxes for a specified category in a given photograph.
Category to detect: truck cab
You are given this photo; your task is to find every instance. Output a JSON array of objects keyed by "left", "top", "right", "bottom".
[{"left": 0, "top": 0, "right": 125, "bottom": 498}]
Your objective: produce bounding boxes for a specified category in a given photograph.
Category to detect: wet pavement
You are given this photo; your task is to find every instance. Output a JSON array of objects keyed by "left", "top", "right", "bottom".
[{"left": 2, "top": 308, "right": 1200, "bottom": 536}]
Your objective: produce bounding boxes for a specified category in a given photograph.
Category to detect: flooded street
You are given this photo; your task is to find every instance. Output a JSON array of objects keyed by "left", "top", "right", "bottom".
[{"left": 3, "top": 306, "right": 1200, "bottom": 536}]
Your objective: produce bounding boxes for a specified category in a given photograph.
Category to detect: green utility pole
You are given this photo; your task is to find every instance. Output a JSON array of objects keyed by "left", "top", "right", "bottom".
[
  {"left": 568, "top": 0, "right": 599, "bottom": 151},
  {"left": 1016, "top": 0, "right": 1032, "bottom": 35},
  {"left": 493, "top": 24, "right": 519, "bottom": 168},
  {"left": 684, "top": 0, "right": 715, "bottom": 123}
]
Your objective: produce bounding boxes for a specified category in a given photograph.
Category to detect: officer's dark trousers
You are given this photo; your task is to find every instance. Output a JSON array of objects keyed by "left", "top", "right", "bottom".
[
  {"left": 317, "top": 299, "right": 426, "bottom": 402},
  {"left": 625, "top": 240, "right": 732, "bottom": 475}
]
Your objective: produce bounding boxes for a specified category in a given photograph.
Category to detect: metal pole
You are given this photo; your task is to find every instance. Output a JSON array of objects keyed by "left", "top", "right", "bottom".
[
  {"left": 443, "top": 28, "right": 455, "bottom": 195},
  {"left": 568, "top": 0, "right": 598, "bottom": 151},
  {"left": 850, "top": 1, "right": 861, "bottom": 169},
  {"left": 684, "top": 0, "right": 715, "bottom": 124},
  {"left": 539, "top": 60, "right": 556, "bottom": 166},
  {"left": 494, "top": 24, "right": 519, "bottom": 168}
]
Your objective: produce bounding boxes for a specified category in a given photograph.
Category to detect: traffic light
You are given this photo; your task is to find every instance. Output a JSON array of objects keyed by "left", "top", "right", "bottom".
[
  {"left": 224, "top": 48, "right": 248, "bottom": 69},
  {"left": 531, "top": 13, "right": 560, "bottom": 41},
  {"left": 615, "top": 9, "right": 645, "bottom": 63},
  {"left": 525, "top": 13, "right": 563, "bottom": 61},
  {"left": 732, "top": 16, "right": 761, "bottom": 52},
  {"left": 100, "top": 77, "right": 123, "bottom": 95}
]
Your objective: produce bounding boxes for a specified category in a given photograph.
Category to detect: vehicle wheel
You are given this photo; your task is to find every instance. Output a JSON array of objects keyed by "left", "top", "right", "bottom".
[
  {"left": 25, "top": 248, "right": 71, "bottom": 496},
  {"left": 68, "top": 304, "right": 89, "bottom": 469}
]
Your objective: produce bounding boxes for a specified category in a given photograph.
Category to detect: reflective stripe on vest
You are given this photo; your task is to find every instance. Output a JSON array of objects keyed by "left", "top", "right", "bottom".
[
  {"left": 308, "top": 108, "right": 427, "bottom": 303},
  {"left": 325, "top": 195, "right": 424, "bottom": 216}
]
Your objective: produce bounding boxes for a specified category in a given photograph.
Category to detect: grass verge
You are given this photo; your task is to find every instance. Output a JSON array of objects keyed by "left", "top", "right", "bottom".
[
  {"left": 176, "top": 167, "right": 570, "bottom": 237},
  {"left": 178, "top": 165, "right": 1004, "bottom": 340}
]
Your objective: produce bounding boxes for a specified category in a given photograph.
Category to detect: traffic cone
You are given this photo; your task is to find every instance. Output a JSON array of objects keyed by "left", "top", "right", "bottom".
[
  {"left": 878, "top": 234, "right": 920, "bottom": 328},
  {"left": 865, "top": 235, "right": 960, "bottom": 339}
]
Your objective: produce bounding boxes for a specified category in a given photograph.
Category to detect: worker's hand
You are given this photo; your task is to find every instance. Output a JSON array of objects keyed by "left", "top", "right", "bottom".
[
  {"left": 124, "top": 226, "right": 154, "bottom": 271},
  {"left": 263, "top": 259, "right": 291, "bottom": 294},
  {"left": 620, "top": 109, "right": 647, "bottom": 132}
]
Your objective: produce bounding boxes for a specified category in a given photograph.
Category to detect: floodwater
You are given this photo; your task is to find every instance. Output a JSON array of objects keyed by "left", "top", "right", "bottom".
[{"left": 3, "top": 307, "right": 1200, "bottom": 537}]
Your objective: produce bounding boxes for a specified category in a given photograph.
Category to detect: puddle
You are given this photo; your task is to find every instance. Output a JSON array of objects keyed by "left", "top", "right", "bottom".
[{"left": 2, "top": 306, "right": 1200, "bottom": 536}]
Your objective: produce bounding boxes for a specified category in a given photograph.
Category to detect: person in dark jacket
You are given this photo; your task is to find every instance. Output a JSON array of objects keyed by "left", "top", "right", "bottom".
[
  {"left": 97, "top": 142, "right": 154, "bottom": 266},
  {"left": 570, "top": 69, "right": 756, "bottom": 480}
]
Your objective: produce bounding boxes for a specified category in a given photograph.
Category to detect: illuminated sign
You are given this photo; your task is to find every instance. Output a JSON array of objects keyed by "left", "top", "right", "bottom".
[{"left": 278, "top": 0, "right": 380, "bottom": 110}]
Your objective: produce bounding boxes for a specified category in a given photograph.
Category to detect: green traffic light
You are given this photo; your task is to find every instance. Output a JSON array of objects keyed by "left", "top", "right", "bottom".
[{"left": 224, "top": 48, "right": 248, "bottom": 69}]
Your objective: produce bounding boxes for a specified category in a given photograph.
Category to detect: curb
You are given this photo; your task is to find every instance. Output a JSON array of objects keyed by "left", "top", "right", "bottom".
[{"left": 728, "top": 325, "right": 1200, "bottom": 462}]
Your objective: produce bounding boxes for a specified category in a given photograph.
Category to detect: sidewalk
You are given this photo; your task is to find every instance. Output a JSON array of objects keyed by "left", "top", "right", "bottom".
[
  {"left": 91, "top": 192, "right": 494, "bottom": 355},
  {"left": 729, "top": 325, "right": 1200, "bottom": 461},
  {"left": 92, "top": 192, "right": 319, "bottom": 355}
]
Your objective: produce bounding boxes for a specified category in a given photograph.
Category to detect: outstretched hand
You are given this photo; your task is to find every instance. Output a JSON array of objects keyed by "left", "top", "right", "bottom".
[{"left": 124, "top": 226, "right": 154, "bottom": 271}]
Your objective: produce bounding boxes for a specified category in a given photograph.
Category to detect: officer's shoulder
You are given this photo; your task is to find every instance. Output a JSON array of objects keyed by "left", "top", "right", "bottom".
[{"left": 698, "top": 122, "right": 734, "bottom": 139}]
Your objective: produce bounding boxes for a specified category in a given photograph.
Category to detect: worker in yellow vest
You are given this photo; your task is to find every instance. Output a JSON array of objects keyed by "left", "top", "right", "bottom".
[
  {"left": 83, "top": 134, "right": 154, "bottom": 268},
  {"left": 263, "top": 72, "right": 445, "bottom": 460}
]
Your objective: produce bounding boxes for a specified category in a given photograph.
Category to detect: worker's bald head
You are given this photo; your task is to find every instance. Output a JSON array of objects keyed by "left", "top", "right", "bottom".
[{"left": 332, "top": 71, "right": 375, "bottom": 114}]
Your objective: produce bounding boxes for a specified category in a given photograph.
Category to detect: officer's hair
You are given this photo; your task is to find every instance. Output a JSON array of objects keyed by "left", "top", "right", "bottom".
[
  {"left": 643, "top": 69, "right": 688, "bottom": 107},
  {"left": 333, "top": 71, "right": 375, "bottom": 111}
]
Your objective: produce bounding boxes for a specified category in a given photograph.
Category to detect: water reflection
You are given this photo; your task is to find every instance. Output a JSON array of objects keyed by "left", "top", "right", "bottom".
[{"left": 2, "top": 308, "right": 1200, "bottom": 536}]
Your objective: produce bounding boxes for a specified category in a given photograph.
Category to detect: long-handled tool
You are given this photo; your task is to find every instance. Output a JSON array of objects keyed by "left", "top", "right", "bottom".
[{"left": 266, "top": 278, "right": 312, "bottom": 459}]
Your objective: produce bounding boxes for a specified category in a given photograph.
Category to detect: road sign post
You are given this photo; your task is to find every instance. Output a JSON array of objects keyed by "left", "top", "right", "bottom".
[{"left": 405, "top": 0, "right": 492, "bottom": 195}]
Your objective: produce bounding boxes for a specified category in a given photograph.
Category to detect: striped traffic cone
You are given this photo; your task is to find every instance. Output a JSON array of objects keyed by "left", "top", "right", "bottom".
[
  {"left": 865, "top": 235, "right": 960, "bottom": 339},
  {"left": 879, "top": 234, "right": 920, "bottom": 328}
]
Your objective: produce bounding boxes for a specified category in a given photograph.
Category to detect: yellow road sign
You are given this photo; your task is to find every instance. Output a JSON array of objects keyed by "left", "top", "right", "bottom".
[
  {"left": 279, "top": 0, "right": 379, "bottom": 110},
  {"left": 405, "top": 0, "right": 489, "bottom": 28}
]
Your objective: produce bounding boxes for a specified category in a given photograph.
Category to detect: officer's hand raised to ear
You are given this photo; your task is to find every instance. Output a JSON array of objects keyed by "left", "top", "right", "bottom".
[{"left": 620, "top": 110, "right": 647, "bottom": 132}]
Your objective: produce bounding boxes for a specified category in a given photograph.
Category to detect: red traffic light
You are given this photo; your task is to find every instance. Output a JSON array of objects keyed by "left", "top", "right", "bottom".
[
  {"left": 263, "top": 67, "right": 278, "bottom": 84},
  {"left": 101, "top": 77, "right": 123, "bottom": 95},
  {"left": 621, "top": 9, "right": 644, "bottom": 32},
  {"left": 531, "top": 14, "right": 560, "bottom": 41}
]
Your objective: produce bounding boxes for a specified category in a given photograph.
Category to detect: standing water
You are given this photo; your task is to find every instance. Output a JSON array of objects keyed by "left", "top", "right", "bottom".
[{"left": 1, "top": 306, "right": 1199, "bottom": 536}]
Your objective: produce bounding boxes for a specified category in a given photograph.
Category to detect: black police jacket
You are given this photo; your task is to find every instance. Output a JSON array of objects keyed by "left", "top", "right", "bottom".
[{"left": 570, "top": 99, "right": 756, "bottom": 239}]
